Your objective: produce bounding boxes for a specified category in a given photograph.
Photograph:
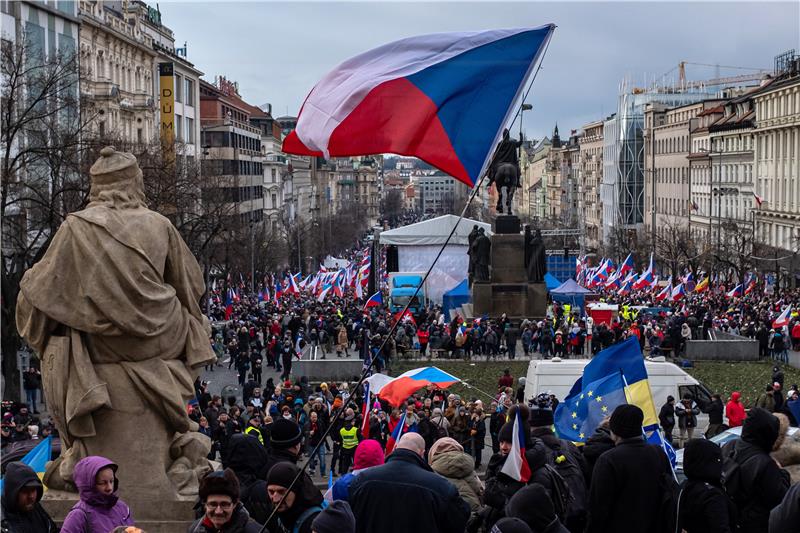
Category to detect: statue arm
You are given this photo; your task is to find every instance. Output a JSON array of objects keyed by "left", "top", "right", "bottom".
[{"left": 16, "top": 291, "right": 59, "bottom": 354}]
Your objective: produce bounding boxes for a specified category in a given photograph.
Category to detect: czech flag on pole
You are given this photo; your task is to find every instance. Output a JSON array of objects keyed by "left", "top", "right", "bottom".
[
  {"left": 385, "top": 411, "right": 408, "bottom": 457},
  {"left": 619, "top": 253, "right": 635, "bottom": 275},
  {"left": 773, "top": 306, "right": 792, "bottom": 329},
  {"left": 361, "top": 382, "right": 371, "bottom": 438},
  {"left": 378, "top": 366, "right": 461, "bottom": 406},
  {"left": 224, "top": 288, "right": 236, "bottom": 320},
  {"left": 727, "top": 284, "right": 743, "bottom": 298},
  {"left": 282, "top": 26, "right": 555, "bottom": 188},
  {"left": 364, "top": 291, "right": 383, "bottom": 311},
  {"left": 500, "top": 410, "right": 530, "bottom": 482}
]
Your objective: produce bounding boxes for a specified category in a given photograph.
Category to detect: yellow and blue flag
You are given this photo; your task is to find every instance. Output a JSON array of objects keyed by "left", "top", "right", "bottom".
[
  {"left": 554, "top": 371, "right": 627, "bottom": 443},
  {"left": 0, "top": 435, "right": 52, "bottom": 493},
  {"left": 554, "top": 337, "right": 659, "bottom": 442}
]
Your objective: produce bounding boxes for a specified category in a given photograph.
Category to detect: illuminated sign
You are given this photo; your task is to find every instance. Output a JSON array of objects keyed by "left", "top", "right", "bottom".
[{"left": 159, "top": 62, "right": 175, "bottom": 160}]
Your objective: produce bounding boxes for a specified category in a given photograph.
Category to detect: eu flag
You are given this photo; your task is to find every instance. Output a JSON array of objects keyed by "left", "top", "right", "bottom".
[{"left": 554, "top": 372, "right": 627, "bottom": 443}]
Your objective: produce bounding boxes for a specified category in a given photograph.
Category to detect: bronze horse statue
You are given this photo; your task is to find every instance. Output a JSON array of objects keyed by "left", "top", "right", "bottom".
[{"left": 490, "top": 162, "right": 519, "bottom": 215}]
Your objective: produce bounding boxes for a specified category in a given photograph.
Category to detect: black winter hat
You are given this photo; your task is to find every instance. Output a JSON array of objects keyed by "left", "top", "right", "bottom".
[
  {"left": 505, "top": 483, "right": 557, "bottom": 531},
  {"left": 683, "top": 438, "right": 723, "bottom": 484},
  {"left": 270, "top": 418, "right": 303, "bottom": 448},
  {"left": 491, "top": 517, "right": 533, "bottom": 533},
  {"left": 498, "top": 421, "right": 514, "bottom": 443},
  {"left": 741, "top": 407, "right": 779, "bottom": 453},
  {"left": 311, "top": 500, "right": 356, "bottom": 533},
  {"left": 609, "top": 404, "right": 643, "bottom": 439},
  {"left": 529, "top": 406, "right": 554, "bottom": 427},
  {"left": 267, "top": 462, "right": 299, "bottom": 489},
  {"left": 199, "top": 468, "right": 240, "bottom": 502}
]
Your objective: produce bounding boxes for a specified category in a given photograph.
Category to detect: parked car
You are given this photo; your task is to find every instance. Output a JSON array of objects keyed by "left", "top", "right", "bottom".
[{"left": 674, "top": 426, "right": 799, "bottom": 481}]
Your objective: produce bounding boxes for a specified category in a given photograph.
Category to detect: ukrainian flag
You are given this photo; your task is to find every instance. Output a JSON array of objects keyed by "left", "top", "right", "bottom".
[
  {"left": 0, "top": 435, "right": 52, "bottom": 492},
  {"left": 554, "top": 337, "right": 659, "bottom": 442}
]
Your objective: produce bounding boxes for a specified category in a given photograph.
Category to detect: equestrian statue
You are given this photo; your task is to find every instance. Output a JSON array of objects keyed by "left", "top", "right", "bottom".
[{"left": 486, "top": 128, "right": 523, "bottom": 215}]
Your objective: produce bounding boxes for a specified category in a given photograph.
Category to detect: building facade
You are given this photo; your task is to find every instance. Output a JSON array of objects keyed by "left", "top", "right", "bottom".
[
  {"left": 752, "top": 64, "right": 800, "bottom": 252},
  {"left": 579, "top": 121, "right": 603, "bottom": 249}
]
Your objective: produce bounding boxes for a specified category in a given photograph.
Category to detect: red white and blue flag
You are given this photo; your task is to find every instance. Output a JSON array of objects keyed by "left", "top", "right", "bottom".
[
  {"left": 364, "top": 291, "right": 383, "bottom": 311},
  {"left": 727, "top": 284, "right": 743, "bottom": 298},
  {"left": 385, "top": 411, "right": 408, "bottom": 457},
  {"left": 500, "top": 409, "right": 530, "bottom": 482},
  {"left": 671, "top": 283, "right": 686, "bottom": 302},
  {"left": 361, "top": 382, "right": 371, "bottom": 438},
  {"left": 633, "top": 253, "right": 655, "bottom": 290},
  {"left": 282, "top": 26, "right": 556, "bottom": 187},
  {"left": 275, "top": 280, "right": 283, "bottom": 299},
  {"left": 225, "top": 288, "right": 236, "bottom": 320},
  {"left": 655, "top": 277, "right": 673, "bottom": 302},
  {"left": 773, "top": 306, "right": 792, "bottom": 329},
  {"left": 619, "top": 253, "right": 635, "bottom": 275}
]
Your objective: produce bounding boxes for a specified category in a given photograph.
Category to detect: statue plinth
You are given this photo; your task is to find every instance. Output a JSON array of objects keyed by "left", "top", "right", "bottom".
[{"left": 471, "top": 216, "right": 547, "bottom": 319}]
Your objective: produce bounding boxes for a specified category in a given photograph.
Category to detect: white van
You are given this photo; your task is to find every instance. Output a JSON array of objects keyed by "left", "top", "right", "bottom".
[{"left": 522, "top": 357, "right": 715, "bottom": 431}]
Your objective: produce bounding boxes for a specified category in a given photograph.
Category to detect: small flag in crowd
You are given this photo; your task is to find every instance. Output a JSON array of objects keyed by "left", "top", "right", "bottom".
[
  {"left": 500, "top": 409, "right": 531, "bottom": 482},
  {"left": 0, "top": 436, "right": 52, "bottom": 492},
  {"left": 361, "top": 382, "right": 371, "bottom": 438},
  {"left": 363, "top": 291, "right": 383, "bottom": 311},
  {"left": 385, "top": 411, "right": 407, "bottom": 457},
  {"left": 773, "top": 306, "right": 792, "bottom": 329}
]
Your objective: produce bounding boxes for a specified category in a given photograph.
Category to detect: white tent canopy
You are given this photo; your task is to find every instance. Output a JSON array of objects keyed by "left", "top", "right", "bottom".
[
  {"left": 380, "top": 215, "right": 492, "bottom": 304},
  {"left": 379, "top": 215, "right": 492, "bottom": 246}
]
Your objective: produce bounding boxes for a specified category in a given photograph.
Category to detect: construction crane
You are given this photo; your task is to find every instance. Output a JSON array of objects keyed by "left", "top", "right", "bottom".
[{"left": 632, "top": 61, "right": 770, "bottom": 94}]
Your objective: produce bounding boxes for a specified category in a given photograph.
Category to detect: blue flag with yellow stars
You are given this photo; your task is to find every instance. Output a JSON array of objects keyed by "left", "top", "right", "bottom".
[{"left": 554, "top": 371, "right": 627, "bottom": 443}]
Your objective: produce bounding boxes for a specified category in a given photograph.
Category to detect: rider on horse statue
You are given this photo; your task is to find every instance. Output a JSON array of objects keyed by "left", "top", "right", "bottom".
[{"left": 487, "top": 129, "right": 523, "bottom": 214}]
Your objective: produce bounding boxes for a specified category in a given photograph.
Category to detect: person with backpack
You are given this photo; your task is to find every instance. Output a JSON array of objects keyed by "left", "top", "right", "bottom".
[
  {"left": 721, "top": 407, "right": 790, "bottom": 533},
  {"left": 587, "top": 404, "right": 674, "bottom": 533},
  {"left": 266, "top": 462, "right": 324, "bottom": 533},
  {"left": 677, "top": 438, "right": 736, "bottom": 533},
  {"left": 505, "top": 483, "right": 570, "bottom": 533},
  {"left": 529, "top": 394, "right": 589, "bottom": 533}
]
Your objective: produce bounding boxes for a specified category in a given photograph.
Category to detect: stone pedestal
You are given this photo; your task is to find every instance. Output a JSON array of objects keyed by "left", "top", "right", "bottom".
[
  {"left": 471, "top": 215, "right": 547, "bottom": 319},
  {"left": 42, "top": 490, "right": 197, "bottom": 532}
]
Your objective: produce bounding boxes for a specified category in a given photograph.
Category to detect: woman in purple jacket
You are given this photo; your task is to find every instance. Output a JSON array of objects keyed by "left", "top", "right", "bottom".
[{"left": 61, "top": 456, "right": 135, "bottom": 533}]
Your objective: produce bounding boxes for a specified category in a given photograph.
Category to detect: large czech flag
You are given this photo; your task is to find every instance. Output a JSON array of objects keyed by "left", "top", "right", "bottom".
[
  {"left": 283, "top": 26, "right": 555, "bottom": 187},
  {"left": 378, "top": 366, "right": 461, "bottom": 407}
]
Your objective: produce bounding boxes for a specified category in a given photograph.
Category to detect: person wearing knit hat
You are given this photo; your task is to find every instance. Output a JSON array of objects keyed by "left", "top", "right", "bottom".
[
  {"left": 506, "top": 483, "right": 569, "bottom": 533},
  {"left": 326, "top": 439, "right": 385, "bottom": 503},
  {"left": 262, "top": 417, "right": 305, "bottom": 476},
  {"left": 312, "top": 500, "right": 356, "bottom": 533},
  {"left": 190, "top": 468, "right": 261, "bottom": 532},
  {"left": 266, "top": 462, "right": 324, "bottom": 533},
  {"left": 491, "top": 517, "right": 533, "bottom": 533},
  {"left": 587, "top": 404, "right": 674, "bottom": 533},
  {"left": 608, "top": 403, "right": 644, "bottom": 440}
]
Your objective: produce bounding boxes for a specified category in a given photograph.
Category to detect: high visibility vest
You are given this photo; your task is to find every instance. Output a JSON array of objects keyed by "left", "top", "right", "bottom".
[
  {"left": 340, "top": 426, "right": 358, "bottom": 450},
  {"left": 245, "top": 425, "right": 263, "bottom": 445}
]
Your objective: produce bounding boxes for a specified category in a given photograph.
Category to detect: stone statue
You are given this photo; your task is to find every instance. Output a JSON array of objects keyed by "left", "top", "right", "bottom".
[
  {"left": 527, "top": 228, "right": 547, "bottom": 283},
  {"left": 472, "top": 228, "right": 492, "bottom": 282},
  {"left": 467, "top": 224, "right": 480, "bottom": 286},
  {"left": 486, "top": 128, "right": 523, "bottom": 215},
  {"left": 16, "top": 147, "right": 215, "bottom": 500}
]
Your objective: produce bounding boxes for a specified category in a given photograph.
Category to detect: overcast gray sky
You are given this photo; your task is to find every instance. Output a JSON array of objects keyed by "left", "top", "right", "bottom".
[{"left": 160, "top": 1, "right": 799, "bottom": 141}]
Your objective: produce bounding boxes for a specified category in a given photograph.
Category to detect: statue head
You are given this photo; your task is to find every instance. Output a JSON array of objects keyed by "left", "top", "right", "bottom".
[
  {"left": 502, "top": 128, "right": 510, "bottom": 140},
  {"left": 88, "top": 146, "right": 146, "bottom": 209}
]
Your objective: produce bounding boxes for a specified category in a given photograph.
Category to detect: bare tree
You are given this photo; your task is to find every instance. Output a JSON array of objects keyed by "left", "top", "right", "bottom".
[
  {"left": 653, "top": 217, "right": 703, "bottom": 277},
  {"left": 1, "top": 34, "right": 90, "bottom": 399}
]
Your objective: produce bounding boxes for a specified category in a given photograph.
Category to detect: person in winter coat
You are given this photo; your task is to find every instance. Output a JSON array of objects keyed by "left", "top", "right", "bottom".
[
  {"left": 222, "top": 433, "right": 271, "bottom": 525},
  {"left": 769, "top": 482, "right": 800, "bottom": 533},
  {"left": 675, "top": 394, "right": 700, "bottom": 447},
  {"left": 702, "top": 393, "right": 725, "bottom": 438},
  {"left": 587, "top": 405, "right": 673, "bottom": 533},
  {"left": 721, "top": 407, "right": 790, "bottom": 533},
  {"left": 581, "top": 422, "right": 614, "bottom": 485},
  {"left": 506, "top": 484, "right": 570, "bottom": 533},
  {"left": 465, "top": 408, "right": 486, "bottom": 469},
  {"left": 311, "top": 500, "right": 356, "bottom": 533},
  {"left": 189, "top": 469, "right": 261, "bottom": 533},
  {"left": 349, "top": 432, "right": 469, "bottom": 533},
  {"left": 266, "top": 462, "right": 325, "bottom": 533},
  {"left": 725, "top": 391, "right": 746, "bottom": 428},
  {"left": 428, "top": 437, "right": 484, "bottom": 512},
  {"left": 658, "top": 396, "right": 676, "bottom": 445},
  {"left": 0, "top": 462, "right": 57, "bottom": 533},
  {"left": 677, "top": 438, "right": 736, "bottom": 533},
  {"left": 61, "top": 456, "right": 134, "bottom": 533},
  {"left": 327, "top": 439, "right": 385, "bottom": 503}
]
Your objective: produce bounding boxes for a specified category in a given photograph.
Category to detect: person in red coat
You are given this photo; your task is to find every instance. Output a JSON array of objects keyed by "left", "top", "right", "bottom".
[{"left": 726, "top": 391, "right": 746, "bottom": 428}]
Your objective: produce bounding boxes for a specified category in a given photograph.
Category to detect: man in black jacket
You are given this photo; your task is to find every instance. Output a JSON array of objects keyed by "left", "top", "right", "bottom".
[
  {"left": 678, "top": 438, "right": 736, "bottom": 533},
  {"left": 349, "top": 432, "right": 469, "bottom": 533},
  {"left": 587, "top": 405, "right": 673, "bottom": 533},
  {"left": 722, "top": 407, "right": 790, "bottom": 533},
  {"left": 702, "top": 393, "right": 724, "bottom": 438},
  {"left": 223, "top": 433, "right": 271, "bottom": 525},
  {"left": 658, "top": 396, "right": 676, "bottom": 444},
  {"left": 0, "top": 462, "right": 57, "bottom": 533}
]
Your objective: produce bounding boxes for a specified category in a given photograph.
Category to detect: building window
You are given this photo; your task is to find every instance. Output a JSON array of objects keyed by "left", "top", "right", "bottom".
[
  {"left": 175, "top": 74, "right": 183, "bottom": 103},
  {"left": 186, "top": 117, "right": 194, "bottom": 144},
  {"left": 271, "top": 193, "right": 277, "bottom": 208},
  {"left": 176, "top": 115, "right": 183, "bottom": 141},
  {"left": 185, "top": 79, "right": 194, "bottom": 107},
  {"left": 137, "top": 128, "right": 143, "bottom": 144}
]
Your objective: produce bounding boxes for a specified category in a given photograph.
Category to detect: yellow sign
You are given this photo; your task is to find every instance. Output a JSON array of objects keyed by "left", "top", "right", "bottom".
[{"left": 159, "top": 62, "right": 175, "bottom": 156}]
